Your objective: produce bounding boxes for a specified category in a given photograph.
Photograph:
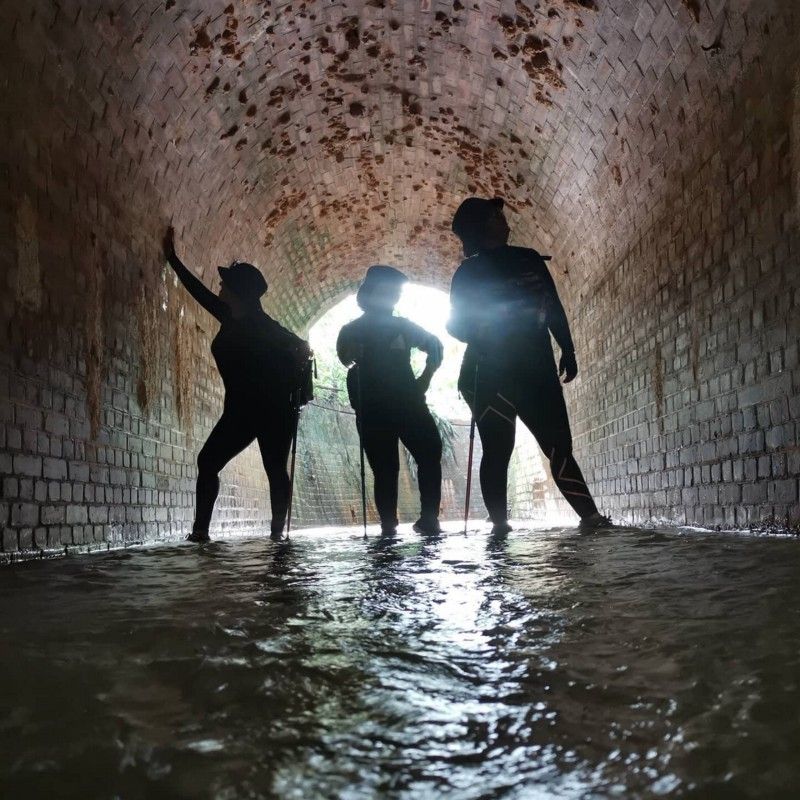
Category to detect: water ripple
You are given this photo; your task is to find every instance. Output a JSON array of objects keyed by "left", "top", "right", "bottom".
[{"left": 0, "top": 524, "right": 799, "bottom": 798}]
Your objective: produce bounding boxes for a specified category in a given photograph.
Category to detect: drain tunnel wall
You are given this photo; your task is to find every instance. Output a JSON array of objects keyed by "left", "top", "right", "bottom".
[{"left": 1, "top": 0, "right": 799, "bottom": 558}]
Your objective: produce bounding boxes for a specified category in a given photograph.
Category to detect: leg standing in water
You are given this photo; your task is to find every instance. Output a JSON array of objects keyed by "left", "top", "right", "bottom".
[
  {"left": 447, "top": 198, "right": 611, "bottom": 533},
  {"left": 337, "top": 265, "right": 444, "bottom": 536},
  {"left": 163, "top": 227, "right": 311, "bottom": 542}
]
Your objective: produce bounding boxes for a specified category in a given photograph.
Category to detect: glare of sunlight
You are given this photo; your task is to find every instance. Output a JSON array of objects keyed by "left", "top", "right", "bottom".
[{"left": 309, "top": 284, "right": 468, "bottom": 418}]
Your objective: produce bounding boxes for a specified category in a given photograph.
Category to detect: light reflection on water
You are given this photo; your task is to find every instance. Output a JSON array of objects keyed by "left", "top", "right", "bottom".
[{"left": 1, "top": 524, "right": 799, "bottom": 798}]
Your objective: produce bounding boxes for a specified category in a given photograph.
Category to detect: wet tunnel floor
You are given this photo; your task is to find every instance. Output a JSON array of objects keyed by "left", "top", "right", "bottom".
[{"left": 1, "top": 524, "right": 799, "bottom": 799}]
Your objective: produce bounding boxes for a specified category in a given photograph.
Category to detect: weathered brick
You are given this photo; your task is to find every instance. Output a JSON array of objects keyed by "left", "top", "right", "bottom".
[
  {"left": 65, "top": 505, "right": 88, "bottom": 525},
  {"left": 89, "top": 506, "right": 108, "bottom": 524},
  {"left": 34, "top": 528, "right": 48, "bottom": 549},
  {"left": 41, "top": 506, "right": 66, "bottom": 525},
  {"left": 69, "top": 463, "right": 91, "bottom": 482},
  {"left": 44, "top": 413, "right": 69, "bottom": 437},
  {"left": 11, "top": 503, "right": 38, "bottom": 527},
  {"left": 2, "top": 529, "right": 19, "bottom": 551},
  {"left": 18, "top": 528, "right": 33, "bottom": 550},
  {"left": 768, "top": 480, "right": 798, "bottom": 504},
  {"left": 13, "top": 454, "right": 42, "bottom": 477}
]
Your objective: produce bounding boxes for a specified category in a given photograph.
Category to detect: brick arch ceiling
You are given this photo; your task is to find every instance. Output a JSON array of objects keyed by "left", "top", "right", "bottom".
[{"left": 5, "top": 0, "right": 773, "bottom": 330}]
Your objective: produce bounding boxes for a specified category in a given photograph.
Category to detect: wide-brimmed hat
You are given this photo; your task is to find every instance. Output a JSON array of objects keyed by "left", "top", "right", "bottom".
[
  {"left": 218, "top": 261, "right": 268, "bottom": 299},
  {"left": 356, "top": 264, "right": 408, "bottom": 309},
  {"left": 451, "top": 196, "right": 505, "bottom": 240}
]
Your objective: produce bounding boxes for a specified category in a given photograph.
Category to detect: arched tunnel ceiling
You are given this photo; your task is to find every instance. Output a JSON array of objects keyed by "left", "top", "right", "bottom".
[{"left": 4, "top": 0, "right": 772, "bottom": 329}]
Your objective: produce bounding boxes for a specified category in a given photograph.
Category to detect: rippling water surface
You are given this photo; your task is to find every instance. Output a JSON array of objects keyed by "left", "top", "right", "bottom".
[{"left": 1, "top": 524, "right": 799, "bottom": 798}]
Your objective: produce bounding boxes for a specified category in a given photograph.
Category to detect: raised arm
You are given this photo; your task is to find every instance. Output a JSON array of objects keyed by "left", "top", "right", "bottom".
[{"left": 163, "top": 227, "right": 228, "bottom": 321}]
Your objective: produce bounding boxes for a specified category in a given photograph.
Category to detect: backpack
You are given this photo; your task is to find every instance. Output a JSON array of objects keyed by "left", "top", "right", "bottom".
[{"left": 292, "top": 351, "right": 315, "bottom": 408}]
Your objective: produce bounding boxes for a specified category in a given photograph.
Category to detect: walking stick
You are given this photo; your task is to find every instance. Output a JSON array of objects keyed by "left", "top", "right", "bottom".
[
  {"left": 286, "top": 356, "right": 313, "bottom": 537},
  {"left": 463, "top": 361, "right": 479, "bottom": 536},
  {"left": 286, "top": 390, "right": 300, "bottom": 537},
  {"left": 355, "top": 364, "right": 368, "bottom": 539}
]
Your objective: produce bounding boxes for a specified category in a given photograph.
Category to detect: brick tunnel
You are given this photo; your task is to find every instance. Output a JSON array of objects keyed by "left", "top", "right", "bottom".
[{"left": 2, "top": 0, "right": 800, "bottom": 558}]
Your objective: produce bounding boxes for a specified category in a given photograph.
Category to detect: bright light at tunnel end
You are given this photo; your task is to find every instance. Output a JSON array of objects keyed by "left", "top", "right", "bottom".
[{"left": 309, "top": 283, "right": 466, "bottom": 418}]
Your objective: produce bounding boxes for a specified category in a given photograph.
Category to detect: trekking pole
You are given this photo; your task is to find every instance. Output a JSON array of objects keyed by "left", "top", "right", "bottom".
[
  {"left": 286, "top": 389, "right": 300, "bottom": 537},
  {"left": 355, "top": 364, "right": 368, "bottom": 539},
  {"left": 463, "top": 361, "right": 479, "bottom": 536},
  {"left": 286, "top": 355, "right": 312, "bottom": 537}
]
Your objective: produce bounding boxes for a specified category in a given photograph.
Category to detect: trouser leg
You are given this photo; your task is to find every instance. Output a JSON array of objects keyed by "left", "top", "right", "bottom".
[
  {"left": 257, "top": 407, "right": 295, "bottom": 535},
  {"left": 195, "top": 409, "right": 257, "bottom": 533},
  {"left": 471, "top": 391, "right": 516, "bottom": 524},
  {"left": 359, "top": 413, "right": 400, "bottom": 528},
  {"left": 516, "top": 378, "right": 598, "bottom": 519},
  {"left": 398, "top": 402, "right": 442, "bottom": 520}
]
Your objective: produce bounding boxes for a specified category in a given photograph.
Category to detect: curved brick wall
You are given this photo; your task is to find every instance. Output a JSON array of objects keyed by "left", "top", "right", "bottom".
[{"left": 1, "top": 0, "right": 799, "bottom": 558}]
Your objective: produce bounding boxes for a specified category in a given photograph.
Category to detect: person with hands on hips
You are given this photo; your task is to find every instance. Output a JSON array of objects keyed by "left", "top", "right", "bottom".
[
  {"left": 163, "top": 226, "right": 311, "bottom": 543},
  {"left": 337, "top": 265, "right": 444, "bottom": 536},
  {"left": 447, "top": 197, "right": 612, "bottom": 534}
]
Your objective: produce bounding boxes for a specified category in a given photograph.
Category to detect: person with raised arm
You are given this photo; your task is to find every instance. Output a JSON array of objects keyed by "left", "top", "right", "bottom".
[
  {"left": 163, "top": 226, "right": 311, "bottom": 542},
  {"left": 337, "top": 266, "right": 444, "bottom": 536},
  {"left": 447, "top": 198, "right": 612, "bottom": 534}
]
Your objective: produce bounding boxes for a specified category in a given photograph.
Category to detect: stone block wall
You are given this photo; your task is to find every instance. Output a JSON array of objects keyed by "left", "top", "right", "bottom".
[{"left": 566, "top": 15, "right": 800, "bottom": 529}]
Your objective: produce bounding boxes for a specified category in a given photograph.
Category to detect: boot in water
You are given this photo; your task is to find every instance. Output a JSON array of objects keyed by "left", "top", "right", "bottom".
[
  {"left": 270, "top": 523, "right": 286, "bottom": 542},
  {"left": 413, "top": 516, "right": 442, "bottom": 535},
  {"left": 186, "top": 529, "right": 210, "bottom": 543},
  {"left": 578, "top": 512, "right": 614, "bottom": 531},
  {"left": 490, "top": 520, "right": 512, "bottom": 536}
]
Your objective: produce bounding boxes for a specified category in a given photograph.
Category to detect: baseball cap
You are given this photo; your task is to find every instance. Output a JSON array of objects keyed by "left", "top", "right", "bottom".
[
  {"left": 451, "top": 197, "right": 505, "bottom": 239},
  {"left": 356, "top": 265, "right": 408, "bottom": 309},
  {"left": 217, "top": 261, "right": 268, "bottom": 299}
]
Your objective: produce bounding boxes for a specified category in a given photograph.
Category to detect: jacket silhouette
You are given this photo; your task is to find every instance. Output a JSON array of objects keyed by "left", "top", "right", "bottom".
[
  {"left": 163, "top": 227, "right": 310, "bottom": 542},
  {"left": 448, "top": 197, "right": 610, "bottom": 533},
  {"left": 337, "top": 266, "right": 444, "bottom": 535}
]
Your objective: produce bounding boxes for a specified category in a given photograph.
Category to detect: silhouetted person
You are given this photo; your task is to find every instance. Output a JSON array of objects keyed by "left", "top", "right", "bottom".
[
  {"left": 337, "top": 266, "right": 444, "bottom": 536},
  {"left": 447, "top": 198, "right": 611, "bottom": 534},
  {"left": 163, "top": 227, "right": 310, "bottom": 542}
]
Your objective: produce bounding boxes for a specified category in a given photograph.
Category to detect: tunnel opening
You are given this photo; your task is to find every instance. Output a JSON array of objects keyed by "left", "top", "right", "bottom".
[
  {"left": 298, "top": 283, "right": 481, "bottom": 527},
  {"left": 308, "top": 283, "right": 464, "bottom": 416},
  {"left": 303, "top": 283, "right": 562, "bottom": 527}
]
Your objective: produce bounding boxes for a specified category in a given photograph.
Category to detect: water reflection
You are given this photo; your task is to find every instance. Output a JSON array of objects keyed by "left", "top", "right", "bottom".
[{"left": 0, "top": 525, "right": 799, "bottom": 797}]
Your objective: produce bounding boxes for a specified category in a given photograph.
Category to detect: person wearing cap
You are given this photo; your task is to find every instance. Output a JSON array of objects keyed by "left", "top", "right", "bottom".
[
  {"left": 163, "top": 226, "right": 310, "bottom": 543},
  {"left": 447, "top": 198, "right": 612, "bottom": 533},
  {"left": 336, "top": 266, "right": 444, "bottom": 536}
]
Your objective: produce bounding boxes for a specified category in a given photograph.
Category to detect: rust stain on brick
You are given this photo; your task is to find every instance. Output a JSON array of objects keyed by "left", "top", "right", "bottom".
[
  {"left": 84, "top": 238, "right": 106, "bottom": 438},
  {"left": 136, "top": 283, "right": 162, "bottom": 415},
  {"left": 681, "top": 0, "right": 701, "bottom": 23},
  {"left": 190, "top": 23, "right": 213, "bottom": 54},
  {"left": 173, "top": 312, "right": 195, "bottom": 431},
  {"left": 14, "top": 195, "right": 42, "bottom": 313}
]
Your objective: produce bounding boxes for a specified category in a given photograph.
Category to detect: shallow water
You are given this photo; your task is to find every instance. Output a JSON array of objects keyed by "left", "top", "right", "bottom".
[{"left": 1, "top": 524, "right": 799, "bottom": 799}]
